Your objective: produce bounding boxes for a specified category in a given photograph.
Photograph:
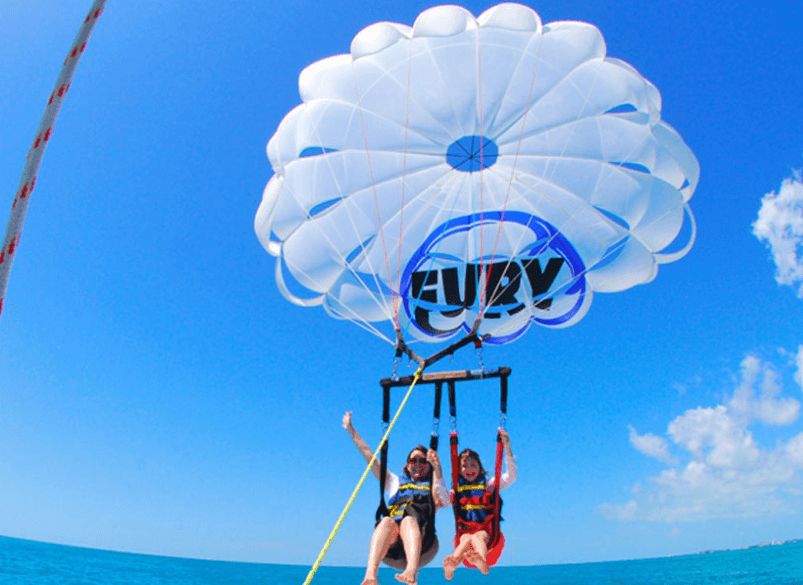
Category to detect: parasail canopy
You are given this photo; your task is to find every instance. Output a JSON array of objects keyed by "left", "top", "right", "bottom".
[{"left": 255, "top": 3, "right": 699, "bottom": 346}]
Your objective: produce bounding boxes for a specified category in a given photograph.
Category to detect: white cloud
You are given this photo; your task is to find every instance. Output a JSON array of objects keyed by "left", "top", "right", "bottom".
[
  {"left": 601, "top": 353, "right": 803, "bottom": 523},
  {"left": 629, "top": 425, "right": 678, "bottom": 465},
  {"left": 728, "top": 355, "right": 799, "bottom": 426},
  {"left": 753, "top": 173, "right": 803, "bottom": 297},
  {"left": 599, "top": 500, "right": 638, "bottom": 522}
]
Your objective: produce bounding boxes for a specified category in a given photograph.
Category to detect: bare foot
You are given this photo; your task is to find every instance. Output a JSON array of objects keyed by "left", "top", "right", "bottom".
[
  {"left": 394, "top": 569, "right": 417, "bottom": 585},
  {"left": 465, "top": 548, "right": 489, "bottom": 573},
  {"left": 360, "top": 579, "right": 379, "bottom": 585},
  {"left": 443, "top": 555, "right": 460, "bottom": 581},
  {"left": 465, "top": 549, "right": 481, "bottom": 564}
]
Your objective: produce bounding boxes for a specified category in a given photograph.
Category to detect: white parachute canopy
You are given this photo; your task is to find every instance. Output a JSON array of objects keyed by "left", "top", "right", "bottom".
[{"left": 255, "top": 3, "right": 699, "bottom": 345}]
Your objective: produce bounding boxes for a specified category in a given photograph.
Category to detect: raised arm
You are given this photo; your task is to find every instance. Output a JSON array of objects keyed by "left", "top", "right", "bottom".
[
  {"left": 490, "top": 429, "right": 517, "bottom": 491},
  {"left": 342, "top": 411, "right": 383, "bottom": 481}
]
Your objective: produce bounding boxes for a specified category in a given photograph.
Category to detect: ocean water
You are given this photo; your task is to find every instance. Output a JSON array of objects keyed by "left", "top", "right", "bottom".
[{"left": 1, "top": 535, "right": 801, "bottom": 584}]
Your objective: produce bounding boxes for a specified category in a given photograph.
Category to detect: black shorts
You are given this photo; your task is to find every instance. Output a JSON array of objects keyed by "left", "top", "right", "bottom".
[{"left": 380, "top": 507, "right": 439, "bottom": 570}]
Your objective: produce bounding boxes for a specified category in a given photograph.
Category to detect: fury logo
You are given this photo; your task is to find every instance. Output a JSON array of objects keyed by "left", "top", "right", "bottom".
[
  {"left": 410, "top": 258, "right": 564, "bottom": 328},
  {"left": 400, "top": 212, "right": 587, "bottom": 342}
]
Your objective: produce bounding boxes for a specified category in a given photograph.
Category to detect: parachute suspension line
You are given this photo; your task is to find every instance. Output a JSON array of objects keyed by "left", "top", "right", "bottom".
[
  {"left": 277, "top": 250, "right": 394, "bottom": 344},
  {"left": 351, "top": 66, "right": 401, "bottom": 332},
  {"left": 0, "top": 0, "right": 107, "bottom": 322},
  {"left": 476, "top": 30, "right": 488, "bottom": 319},
  {"left": 296, "top": 120, "right": 392, "bottom": 329},
  {"left": 392, "top": 40, "right": 415, "bottom": 324},
  {"left": 302, "top": 368, "right": 422, "bottom": 585},
  {"left": 483, "top": 37, "right": 545, "bottom": 318},
  {"left": 510, "top": 216, "right": 644, "bottom": 310},
  {"left": 502, "top": 54, "right": 614, "bottom": 296},
  {"left": 397, "top": 172, "right": 474, "bottom": 344}
]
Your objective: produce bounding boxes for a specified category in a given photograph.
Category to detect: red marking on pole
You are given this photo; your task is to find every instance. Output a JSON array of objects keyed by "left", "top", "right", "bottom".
[
  {"left": 49, "top": 93, "right": 55, "bottom": 105},
  {"left": 95, "top": 7, "right": 104, "bottom": 18},
  {"left": 44, "top": 128, "right": 52, "bottom": 142},
  {"left": 0, "top": 298, "right": 4, "bottom": 316},
  {"left": 85, "top": 14, "right": 91, "bottom": 23},
  {"left": 33, "top": 135, "right": 42, "bottom": 149},
  {"left": 30, "top": 176, "right": 36, "bottom": 192},
  {"left": 80, "top": 43, "right": 87, "bottom": 53},
  {"left": 0, "top": 251, "right": 5, "bottom": 264},
  {"left": 58, "top": 85, "right": 66, "bottom": 97},
  {"left": 19, "top": 184, "right": 29, "bottom": 200},
  {"left": 8, "top": 237, "right": 17, "bottom": 256}
]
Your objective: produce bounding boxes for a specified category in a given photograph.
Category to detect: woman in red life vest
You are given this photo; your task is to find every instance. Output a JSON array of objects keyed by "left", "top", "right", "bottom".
[
  {"left": 443, "top": 430, "right": 516, "bottom": 579},
  {"left": 343, "top": 412, "right": 449, "bottom": 585}
]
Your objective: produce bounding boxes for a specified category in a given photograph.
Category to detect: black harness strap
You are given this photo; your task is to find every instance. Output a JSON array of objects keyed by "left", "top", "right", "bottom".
[
  {"left": 448, "top": 380, "right": 460, "bottom": 523},
  {"left": 431, "top": 381, "right": 443, "bottom": 452},
  {"left": 376, "top": 376, "right": 444, "bottom": 521},
  {"left": 376, "top": 383, "right": 391, "bottom": 522}
]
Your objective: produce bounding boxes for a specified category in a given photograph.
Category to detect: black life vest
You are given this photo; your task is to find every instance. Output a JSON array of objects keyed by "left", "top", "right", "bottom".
[{"left": 387, "top": 473, "right": 435, "bottom": 523}]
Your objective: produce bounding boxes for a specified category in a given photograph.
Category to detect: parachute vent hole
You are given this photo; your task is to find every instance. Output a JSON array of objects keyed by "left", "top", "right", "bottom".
[{"left": 446, "top": 135, "right": 498, "bottom": 172}]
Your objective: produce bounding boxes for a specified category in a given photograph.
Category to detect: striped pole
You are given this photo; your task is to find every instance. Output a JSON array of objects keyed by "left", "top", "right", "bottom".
[{"left": 0, "top": 0, "right": 108, "bottom": 322}]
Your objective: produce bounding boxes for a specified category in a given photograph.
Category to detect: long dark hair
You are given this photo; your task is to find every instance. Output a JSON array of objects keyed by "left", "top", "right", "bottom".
[
  {"left": 458, "top": 448, "right": 487, "bottom": 477},
  {"left": 402, "top": 445, "right": 432, "bottom": 480}
]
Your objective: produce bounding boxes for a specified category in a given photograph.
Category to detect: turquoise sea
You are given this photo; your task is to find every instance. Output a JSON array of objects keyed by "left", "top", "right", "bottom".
[{"left": 1, "top": 535, "right": 801, "bottom": 584}]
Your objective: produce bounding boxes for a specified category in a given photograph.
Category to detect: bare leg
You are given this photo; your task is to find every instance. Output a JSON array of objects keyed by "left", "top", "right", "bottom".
[
  {"left": 466, "top": 531, "right": 490, "bottom": 575},
  {"left": 393, "top": 516, "right": 422, "bottom": 585},
  {"left": 362, "top": 517, "right": 399, "bottom": 585},
  {"left": 443, "top": 533, "right": 474, "bottom": 580}
]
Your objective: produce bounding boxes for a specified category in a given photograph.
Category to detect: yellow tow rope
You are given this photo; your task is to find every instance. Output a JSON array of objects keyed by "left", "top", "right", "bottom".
[{"left": 302, "top": 368, "right": 422, "bottom": 585}]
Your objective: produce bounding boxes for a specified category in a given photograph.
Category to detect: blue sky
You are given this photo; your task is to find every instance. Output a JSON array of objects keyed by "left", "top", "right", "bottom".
[{"left": 1, "top": 0, "right": 803, "bottom": 569}]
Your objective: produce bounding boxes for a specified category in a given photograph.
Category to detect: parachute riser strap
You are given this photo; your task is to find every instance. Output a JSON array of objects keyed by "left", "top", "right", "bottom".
[
  {"left": 394, "top": 320, "right": 488, "bottom": 376},
  {"left": 303, "top": 369, "right": 422, "bottom": 585},
  {"left": 430, "top": 381, "right": 443, "bottom": 452},
  {"left": 376, "top": 384, "right": 391, "bottom": 521},
  {"left": 423, "top": 317, "right": 484, "bottom": 369},
  {"left": 395, "top": 328, "right": 425, "bottom": 371}
]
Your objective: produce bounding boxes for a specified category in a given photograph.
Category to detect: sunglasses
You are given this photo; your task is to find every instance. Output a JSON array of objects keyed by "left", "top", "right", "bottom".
[{"left": 408, "top": 457, "right": 429, "bottom": 465}]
